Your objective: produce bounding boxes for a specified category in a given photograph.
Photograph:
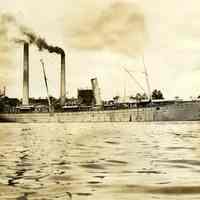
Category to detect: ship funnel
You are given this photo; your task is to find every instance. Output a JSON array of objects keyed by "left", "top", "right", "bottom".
[
  {"left": 91, "top": 78, "right": 102, "bottom": 107},
  {"left": 60, "top": 53, "right": 66, "bottom": 106},
  {"left": 22, "top": 43, "right": 29, "bottom": 105}
]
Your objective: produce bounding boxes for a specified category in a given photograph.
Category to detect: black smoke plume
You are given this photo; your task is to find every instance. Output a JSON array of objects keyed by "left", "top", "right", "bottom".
[{"left": 0, "top": 13, "right": 65, "bottom": 55}]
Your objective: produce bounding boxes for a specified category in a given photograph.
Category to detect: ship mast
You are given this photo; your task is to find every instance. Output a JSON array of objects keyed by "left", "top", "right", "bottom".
[
  {"left": 142, "top": 55, "right": 152, "bottom": 102},
  {"left": 40, "top": 59, "right": 52, "bottom": 112}
]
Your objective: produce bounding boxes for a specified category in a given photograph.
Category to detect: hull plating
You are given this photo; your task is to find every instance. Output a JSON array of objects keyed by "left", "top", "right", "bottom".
[{"left": 0, "top": 102, "right": 200, "bottom": 123}]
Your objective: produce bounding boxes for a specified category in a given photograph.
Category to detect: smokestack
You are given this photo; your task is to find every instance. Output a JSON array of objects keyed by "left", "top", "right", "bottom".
[
  {"left": 91, "top": 78, "right": 102, "bottom": 107},
  {"left": 22, "top": 43, "right": 29, "bottom": 105},
  {"left": 60, "top": 53, "right": 66, "bottom": 105}
]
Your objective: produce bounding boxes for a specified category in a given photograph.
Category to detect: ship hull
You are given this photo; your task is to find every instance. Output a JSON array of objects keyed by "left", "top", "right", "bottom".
[{"left": 0, "top": 101, "right": 200, "bottom": 123}]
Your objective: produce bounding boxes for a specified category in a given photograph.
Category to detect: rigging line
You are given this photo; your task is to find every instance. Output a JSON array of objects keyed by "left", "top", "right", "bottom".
[{"left": 122, "top": 66, "right": 146, "bottom": 93}]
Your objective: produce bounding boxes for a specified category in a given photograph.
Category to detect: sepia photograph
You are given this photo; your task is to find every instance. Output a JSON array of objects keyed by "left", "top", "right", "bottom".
[{"left": 0, "top": 0, "right": 200, "bottom": 199}]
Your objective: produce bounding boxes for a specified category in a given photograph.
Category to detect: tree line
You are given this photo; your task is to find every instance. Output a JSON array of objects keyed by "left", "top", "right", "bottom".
[{"left": 113, "top": 89, "right": 164, "bottom": 101}]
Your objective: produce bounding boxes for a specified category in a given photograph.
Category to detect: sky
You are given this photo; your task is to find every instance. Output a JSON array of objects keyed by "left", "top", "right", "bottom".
[{"left": 0, "top": 0, "right": 200, "bottom": 100}]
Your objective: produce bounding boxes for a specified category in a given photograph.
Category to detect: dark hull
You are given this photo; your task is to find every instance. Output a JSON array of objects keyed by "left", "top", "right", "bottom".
[{"left": 1, "top": 101, "right": 200, "bottom": 123}]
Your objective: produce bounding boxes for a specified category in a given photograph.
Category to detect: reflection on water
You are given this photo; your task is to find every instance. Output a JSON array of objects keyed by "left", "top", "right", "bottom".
[{"left": 0, "top": 122, "right": 200, "bottom": 199}]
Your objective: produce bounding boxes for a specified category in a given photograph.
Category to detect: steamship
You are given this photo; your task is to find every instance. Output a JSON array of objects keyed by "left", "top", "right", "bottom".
[{"left": 0, "top": 43, "right": 200, "bottom": 123}]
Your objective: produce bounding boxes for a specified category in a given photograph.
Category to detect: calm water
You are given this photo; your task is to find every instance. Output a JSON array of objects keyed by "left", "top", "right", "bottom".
[{"left": 0, "top": 122, "right": 200, "bottom": 200}]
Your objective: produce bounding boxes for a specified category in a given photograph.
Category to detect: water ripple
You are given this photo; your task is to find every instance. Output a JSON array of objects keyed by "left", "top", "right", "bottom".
[{"left": 0, "top": 122, "right": 200, "bottom": 200}]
